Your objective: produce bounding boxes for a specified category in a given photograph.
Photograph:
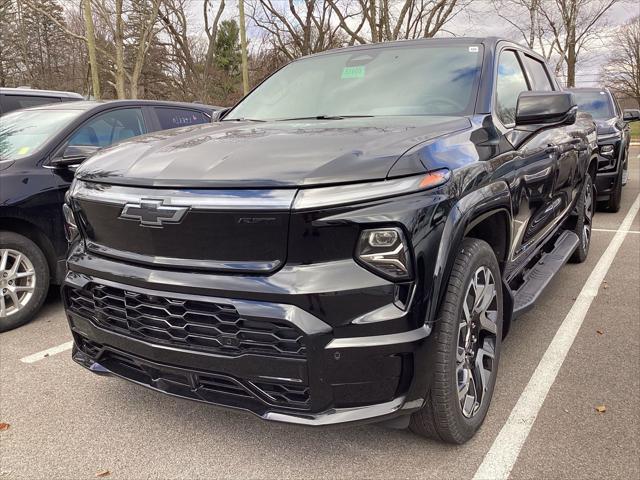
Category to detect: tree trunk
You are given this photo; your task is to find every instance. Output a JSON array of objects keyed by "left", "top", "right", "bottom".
[
  {"left": 114, "top": 0, "right": 126, "bottom": 98},
  {"left": 82, "top": 0, "right": 101, "bottom": 99},
  {"left": 566, "top": 23, "right": 576, "bottom": 87},
  {"left": 238, "top": 0, "right": 249, "bottom": 95}
]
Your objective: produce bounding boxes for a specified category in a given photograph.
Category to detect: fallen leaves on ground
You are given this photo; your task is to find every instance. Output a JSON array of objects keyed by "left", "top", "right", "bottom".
[
  {"left": 95, "top": 470, "right": 111, "bottom": 477},
  {"left": 595, "top": 405, "right": 607, "bottom": 414},
  {"left": 0, "top": 423, "right": 10, "bottom": 431}
]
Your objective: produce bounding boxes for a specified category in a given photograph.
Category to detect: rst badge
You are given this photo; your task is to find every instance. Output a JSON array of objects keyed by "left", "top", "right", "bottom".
[{"left": 119, "top": 199, "right": 188, "bottom": 227}]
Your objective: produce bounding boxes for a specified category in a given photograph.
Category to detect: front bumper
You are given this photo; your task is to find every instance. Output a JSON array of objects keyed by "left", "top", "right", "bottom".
[
  {"left": 63, "top": 250, "right": 431, "bottom": 426},
  {"left": 595, "top": 137, "right": 624, "bottom": 198}
]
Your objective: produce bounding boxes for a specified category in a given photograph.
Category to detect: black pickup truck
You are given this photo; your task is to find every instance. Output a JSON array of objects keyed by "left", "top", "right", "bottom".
[{"left": 62, "top": 37, "right": 597, "bottom": 443}]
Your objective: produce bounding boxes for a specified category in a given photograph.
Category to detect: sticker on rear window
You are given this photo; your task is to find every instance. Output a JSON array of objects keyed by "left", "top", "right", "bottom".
[
  {"left": 341, "top": 66, "right": 366, "bottom": 79},
  {"left": 18, "top": 146, "right": 30, "bottom": 155},
  {"left": 469, "top": 46, "right": 479, "bottom": 52}
]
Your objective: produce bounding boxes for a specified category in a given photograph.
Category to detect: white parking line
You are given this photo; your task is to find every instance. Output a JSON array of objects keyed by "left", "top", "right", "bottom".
[
  {"left": 593, "top": 228, "right": 640, "bottom": 234},
  {"left": 473, "top": 193, "right": 640, "bottom": 480},
  {"left": 20, "top": 341, "right": 73, "bottom": 364}
]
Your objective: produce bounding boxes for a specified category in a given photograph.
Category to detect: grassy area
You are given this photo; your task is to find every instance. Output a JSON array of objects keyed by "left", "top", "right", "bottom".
[{"left": 631, "top": 122, "right": 640, "bottom": 142}]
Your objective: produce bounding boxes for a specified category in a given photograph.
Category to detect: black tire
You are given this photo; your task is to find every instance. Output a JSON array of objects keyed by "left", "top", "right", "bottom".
[
  {"left": 606, "top": 164, "right": 623, "bottom": 213},
  {"left": 410, "top": 238, "right": 502, "bottom": 444},
  {"left": 570, "top": 174, "right": 594, "bottom": 263},
  {"left": 0, "top": 231, "right": 49, "bottom": 332}
]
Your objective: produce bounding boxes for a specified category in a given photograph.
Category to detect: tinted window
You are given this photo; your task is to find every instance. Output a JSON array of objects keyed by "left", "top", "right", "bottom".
[
  {"left": 226, "top": 45, "right": 484, "bottom": 120},
  {"left": 523, "top": 56, "right": 553, "bottom": 91},
  {"left": 572, "top": 91, "right": 614, "bottom": 120},
  {"left": 1, "top": 94, "right": 61, "bottom": 113},
  {"left": 496, "top": 50, "right": 530, "bottom": 125},
  {"left": 69, "top": 108, "right": 145, "bottom": 147},
  {"left": 154, "top": 108, "right": 209, "bottom": 130},
  {"left": 0, "top": 109, "right": 83, "bottom": 160}
]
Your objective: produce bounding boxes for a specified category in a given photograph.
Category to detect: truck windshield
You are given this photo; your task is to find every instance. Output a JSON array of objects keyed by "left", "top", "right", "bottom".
[
  {"left": 0, "top": 109, "right": 82, "bottom": 161},
  {"left": 225, "top": 44, "right": 483, "bottom": 121},
  {"left": 572, "top": 91, "right": 614, "bottom": 120}
]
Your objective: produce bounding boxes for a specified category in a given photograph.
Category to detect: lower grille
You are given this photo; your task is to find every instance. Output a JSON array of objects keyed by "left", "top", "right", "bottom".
[
  {"left": 65, "top": 284, "right": 306, "bottom": 358},
  {"left": 75, "top": 338, "right": 310, "bottom": 410}
]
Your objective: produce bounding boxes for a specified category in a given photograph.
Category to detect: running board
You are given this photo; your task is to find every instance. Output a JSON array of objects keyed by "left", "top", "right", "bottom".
[{"left": 513, "top": 230, "right": 579, "bottom": 318}]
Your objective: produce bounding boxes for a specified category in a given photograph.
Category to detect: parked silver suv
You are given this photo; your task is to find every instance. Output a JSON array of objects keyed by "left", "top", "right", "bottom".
[{"left": 0, "top": 87, "right": 83, "bottom": 114}]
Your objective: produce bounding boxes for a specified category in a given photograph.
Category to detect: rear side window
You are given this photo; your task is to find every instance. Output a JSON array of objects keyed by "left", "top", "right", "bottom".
[
  {"left": 523, "top": 56, "right": 554, "bottom": 91},
  {"left": 69, "top": 108, "right": 146, "bottom": 147},
  {"left": 1, "top": 94, "right": 61, "bottom": 113},
  {"left": 154, "top": 108, "right": 209, "bottom": 130},
  {"left": 496, "top": 50, "right": 530, "bottom": 125}
]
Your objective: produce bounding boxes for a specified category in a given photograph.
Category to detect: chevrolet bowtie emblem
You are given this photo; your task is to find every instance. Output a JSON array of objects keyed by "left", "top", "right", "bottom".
[{"left": 119, "top": 199, "right": 188, "bottom": 227}]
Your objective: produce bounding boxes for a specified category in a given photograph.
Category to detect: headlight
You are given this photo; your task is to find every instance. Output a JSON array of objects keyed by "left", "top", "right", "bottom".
[
  {"left": 600, "top": 145, "right": 615, "bottom": 155},
  {"left": 63, "top": 203, "right": 79, "bottom": 242},
  {"left": 355, "top": 227, "right": 412, "bottom": 281}
]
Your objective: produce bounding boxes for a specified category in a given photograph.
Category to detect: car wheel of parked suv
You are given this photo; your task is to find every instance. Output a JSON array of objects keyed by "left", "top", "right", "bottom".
[
  {"left": 570, "top": 174, "right": 594, "bottom": 263},
  {"left": 0, "top": 232, "right": 49, "bottom": 332},
  {"left": 409, "top": 238, "right": 502, "bottom": 444},
  {"left": 606, "top": 159, "right": 624, "bottom": 213}
]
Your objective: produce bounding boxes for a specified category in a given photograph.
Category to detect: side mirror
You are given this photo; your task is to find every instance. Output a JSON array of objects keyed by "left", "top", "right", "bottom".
[
  {"left": 51, "top": 145, "right": 100, "bottom": 167},
  {"left": 515, "top": 91, "right": 577, "bottom": 127},
  {"left": 211, "top": 107, "right": 231, "bottom": 122},
  {"left": 623, "top": 109, "right": 640, "bottom": 122}
]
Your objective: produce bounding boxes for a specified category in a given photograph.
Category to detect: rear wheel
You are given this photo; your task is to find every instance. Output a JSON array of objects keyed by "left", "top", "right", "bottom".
[
  {"left": 0, "top": 232, "right": 49, "bottom": 332},
  {"left": 410, "top": 238, "right": 502, "bottom": 444},
  {"left": 570, "top": 174, "right": 594, "bottom": 263}
]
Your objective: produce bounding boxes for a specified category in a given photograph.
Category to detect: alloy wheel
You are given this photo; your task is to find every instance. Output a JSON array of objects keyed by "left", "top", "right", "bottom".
[
  {"left": 0, "top": 249, "right": 37, "bottom": 318},
  {"left": 457, "top": 266, "right": 498, "bottom": 418}
]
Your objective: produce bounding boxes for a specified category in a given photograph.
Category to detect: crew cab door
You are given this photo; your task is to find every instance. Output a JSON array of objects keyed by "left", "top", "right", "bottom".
[{"left": 494, "top": 49, "right": 561, "bottom": 260}]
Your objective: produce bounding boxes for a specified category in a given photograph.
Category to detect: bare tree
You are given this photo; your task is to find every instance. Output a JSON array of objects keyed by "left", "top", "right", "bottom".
[
  {"left": 326, "top": 0, "right": 471, "bottom": 44},
  {"left": 82, "top": 0, "right": 101, "bottom": 97},
  {"left": 538, "top": 0, "right": 619, "bottom": 86},
  {"left": 159, "top": 0, "right": 226, "bottom": 102},
  {"left": 603, "top": 15, "right": 640, "bottom": 106},
  {"left": 247, "top": 0, "right": 346, "bottom": 60}
]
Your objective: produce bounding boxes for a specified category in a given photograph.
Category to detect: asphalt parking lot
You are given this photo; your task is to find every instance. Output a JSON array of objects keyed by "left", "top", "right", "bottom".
[{"left": 1, "top": 148, "right": 639, "bottom": 480}]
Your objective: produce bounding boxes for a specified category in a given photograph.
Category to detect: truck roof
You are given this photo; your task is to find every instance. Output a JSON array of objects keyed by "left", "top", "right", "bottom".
[{"left": 0, "top": 87, "right": 84, "bottom": 98}]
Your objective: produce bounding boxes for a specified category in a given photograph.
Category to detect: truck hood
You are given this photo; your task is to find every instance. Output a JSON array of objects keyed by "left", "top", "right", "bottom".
[{"left": 75, "top": 116, "right": 471, "bottom": 188}]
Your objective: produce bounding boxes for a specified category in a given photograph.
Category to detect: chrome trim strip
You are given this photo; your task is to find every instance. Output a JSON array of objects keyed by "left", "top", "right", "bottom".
[
  {"left": 85, "top": 241, "right": 282, "bottom": 273},
  {"left": 263, "top": 396, "right": 406, "bottom": 426},
  {"left": 72, "top": 180, "right": 297, "bottom": 211},
  {"left": 325, "top": 324, "right": 431, "bottom": 349},
  {"left": 293, "top": 175, "right": 434, "bottom": 210}
]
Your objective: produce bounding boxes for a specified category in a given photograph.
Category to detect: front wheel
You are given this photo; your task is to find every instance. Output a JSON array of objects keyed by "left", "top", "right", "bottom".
[
  {"left": 0, "top": 231, "right": 49, "bottom": 332},
  {"left": 410, "top": 238, "right": 502, "bottom": 444},
  {"left": 570, "top": 174, "right": 594, "bottom": 263}
]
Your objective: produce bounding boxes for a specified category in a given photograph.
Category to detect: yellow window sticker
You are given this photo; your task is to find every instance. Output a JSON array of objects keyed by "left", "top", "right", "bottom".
[{"left": 18, "top": 146, "right": 30, "bottom": 155}]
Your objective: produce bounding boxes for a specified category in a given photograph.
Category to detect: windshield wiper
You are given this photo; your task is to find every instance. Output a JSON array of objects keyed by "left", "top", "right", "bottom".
[
  {"left": 221, "top": 117, "right": 267, "bottom": 122},
  {"left": 276, "top": 114, "right": 375, "bottom": 121}
]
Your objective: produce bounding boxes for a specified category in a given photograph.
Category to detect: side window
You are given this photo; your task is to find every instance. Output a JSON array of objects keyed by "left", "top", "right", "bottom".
[
  {"left": 69, "top": 108, "right": 145, "bottom": 147},
  {"left": 2, "top": 95, "right": 60, "bottom": 112},
  {"left": 154, "top": 108, "right": 209, "bottom": 130},
  {"left": 496, "top": 50, "right": 530, "bottom": 125},
  {"left": 523, "top": 56, "right": 554, "bottom": 92}
]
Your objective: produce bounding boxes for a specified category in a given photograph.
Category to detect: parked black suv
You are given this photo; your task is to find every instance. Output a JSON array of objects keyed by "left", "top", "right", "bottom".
[
  {"left": 567, "top": 87, "right": 639, "bottom": 212},
  {"left": 0, "top": 100, "right": 218, "bottom": 330},
  {"left": 62, "top": 38, "right": 597, "bottom": 443}
]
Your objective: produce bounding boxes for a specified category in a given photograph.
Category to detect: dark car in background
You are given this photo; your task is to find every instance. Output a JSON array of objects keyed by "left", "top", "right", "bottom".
[
  {"left": 568, "top": 87, "right": 640, "bottom": 212},
  {"left": 62, "top": 38, "right": 597, "bottom": 443},
  {"left": 0, "top": 100, "right": 219, "bottom": 331},
  {"left": 0, "top": 87, "right": 83, "bottom": 114}
]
